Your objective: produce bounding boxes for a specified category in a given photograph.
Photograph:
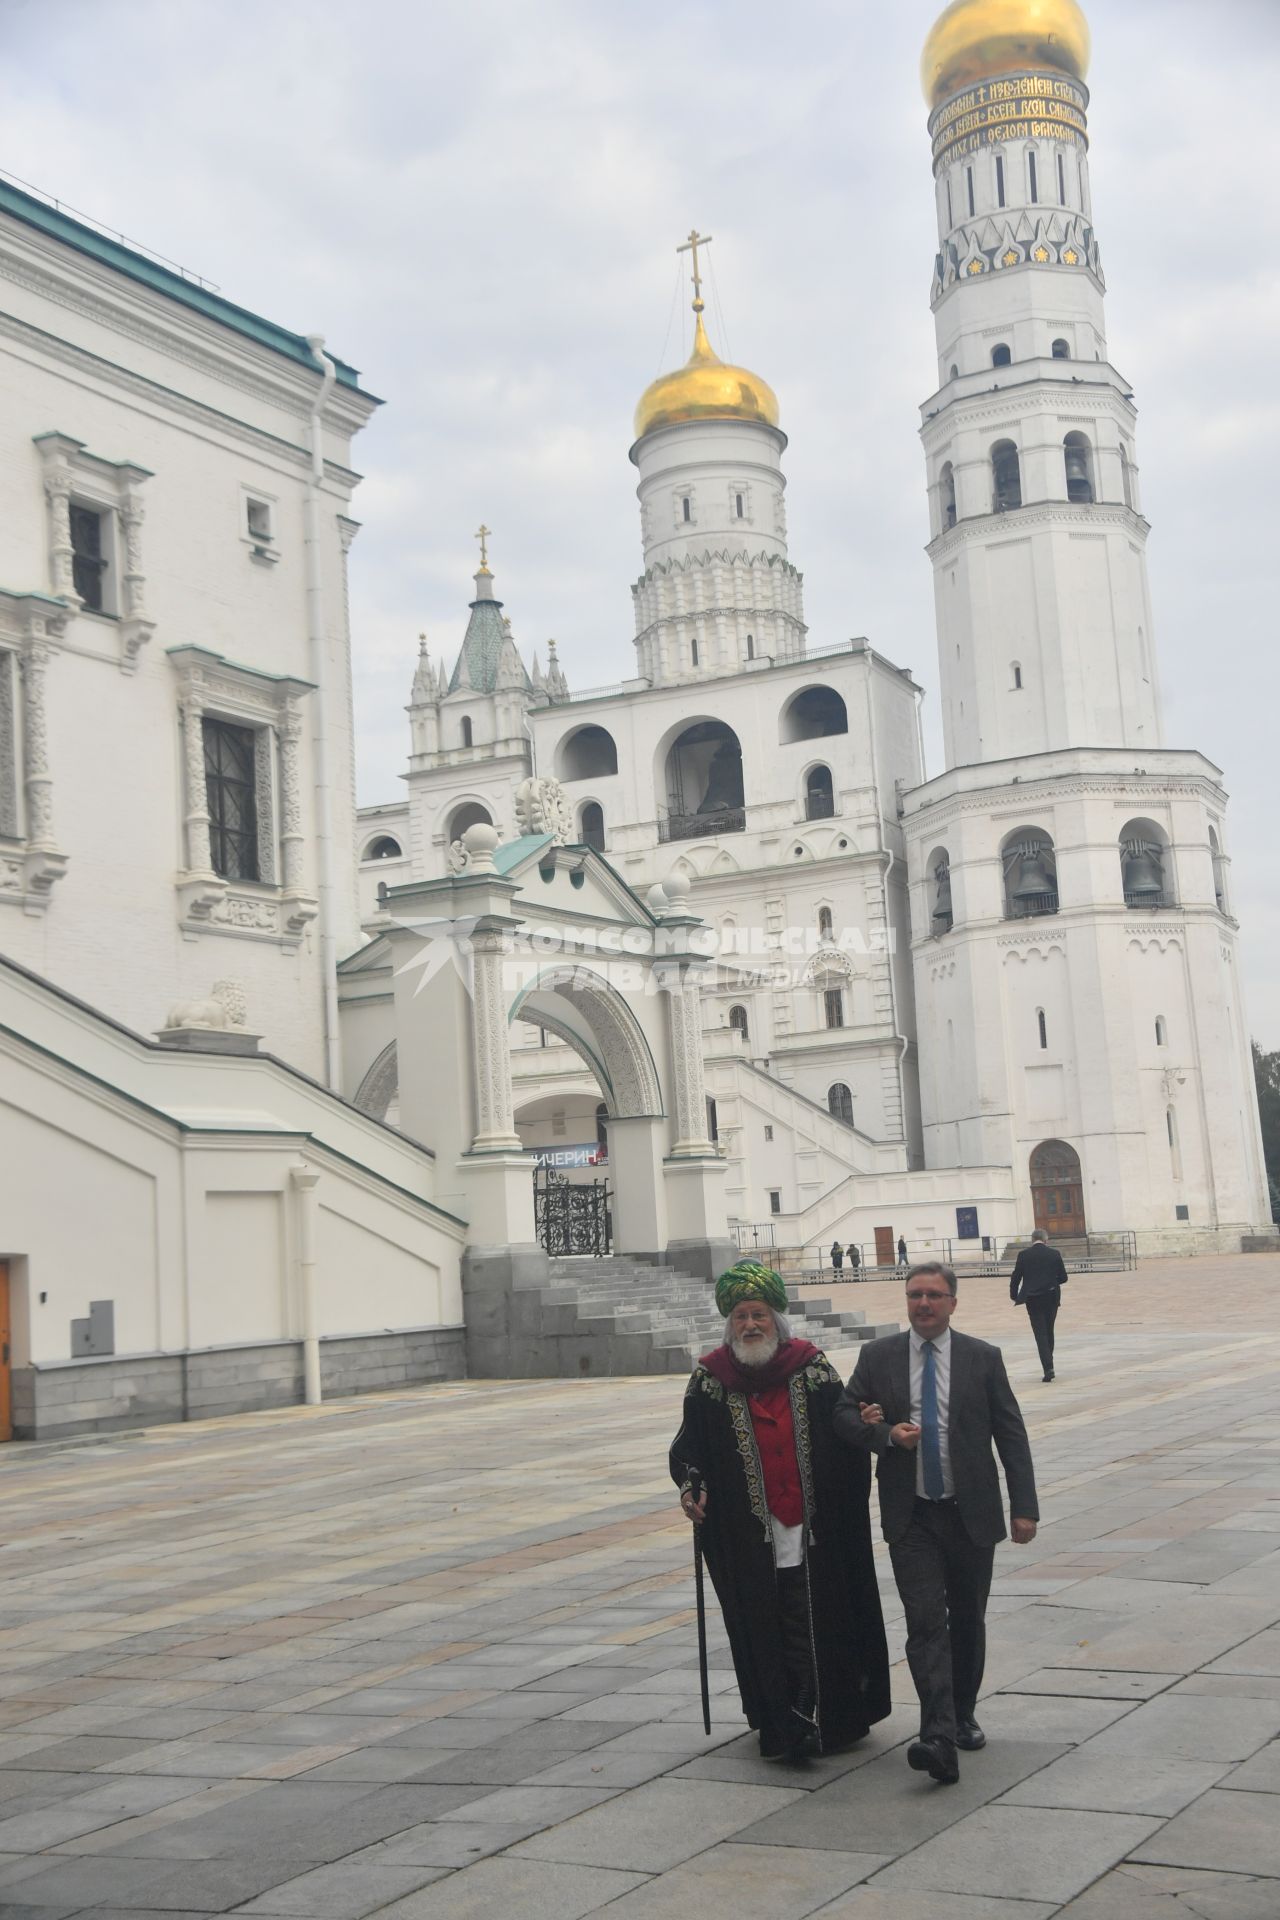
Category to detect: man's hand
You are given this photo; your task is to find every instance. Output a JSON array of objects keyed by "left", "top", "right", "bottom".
[
  {"left": 859, "top": 1401, "right": 884, "bottom": 1426},
  {"left": 889, "top": 1422, "right": 922, "bottom": 1451},
  {"left": 1011, "top": 1517, "right": 1037, "bottom": 1545},
  {"left": 681, "top": 1487, "right": 708, "bottom": 1525}
]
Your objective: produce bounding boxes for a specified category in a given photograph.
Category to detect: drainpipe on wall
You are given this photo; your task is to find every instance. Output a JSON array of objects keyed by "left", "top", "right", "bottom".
[
  {"left": 305, "top": 335, "right": 341, "bottom": 1090},
  {"left": 291, "top": 1165, "right": 323, "bottom": 1405},
  {"left": 864, "top": 646, "right": 910, "bottom": 1142}
]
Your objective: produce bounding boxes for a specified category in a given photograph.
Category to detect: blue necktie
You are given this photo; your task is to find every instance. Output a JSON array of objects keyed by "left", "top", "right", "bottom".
[{"left": 920, "top": 1340, "right": 946, "bottom": 1500}]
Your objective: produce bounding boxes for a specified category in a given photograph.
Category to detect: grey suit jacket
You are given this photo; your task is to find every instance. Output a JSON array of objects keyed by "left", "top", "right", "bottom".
[{"left": 833, "top": 1330, "right": 1038, "bottom": 1548}]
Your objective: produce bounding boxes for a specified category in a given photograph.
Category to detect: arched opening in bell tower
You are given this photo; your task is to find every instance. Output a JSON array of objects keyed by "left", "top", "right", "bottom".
[
  {"left": 991, "top": 440, "right": 1023, "bottom": 513},
  {"left": 1064, "top": 433, "right": 1096, "bottom": 504},
  {"left": 660, "top": 720, "right": 746, "bottom": 841},
  {"left": 780, "top": 686, "right": 849, "bottom": 743}
]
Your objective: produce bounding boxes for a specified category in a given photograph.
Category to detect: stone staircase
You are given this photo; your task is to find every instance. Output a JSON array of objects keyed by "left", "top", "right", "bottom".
[{"left": 524, "top": 1257, "right": 900, "bottom": 1377}]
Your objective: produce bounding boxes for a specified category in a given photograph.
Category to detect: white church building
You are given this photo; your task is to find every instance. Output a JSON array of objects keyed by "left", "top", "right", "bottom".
[{"left": 0, "top": 0, "right": 1271, "bottom": 1438}]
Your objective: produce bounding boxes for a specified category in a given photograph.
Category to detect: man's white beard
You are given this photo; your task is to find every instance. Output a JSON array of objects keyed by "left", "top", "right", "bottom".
[{"left": 731, "top": 1329, "right": 780, "bottom": 1368}]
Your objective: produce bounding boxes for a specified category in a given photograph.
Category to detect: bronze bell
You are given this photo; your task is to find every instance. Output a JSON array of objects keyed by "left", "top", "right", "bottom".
[
  {"left": 1065, "top": 442, "right": 1094, "bottom": 503},
  {"left": 932, "top": 864, "right": 953, "bottom": 924},
  {"left": 1012, "top": 846, "right": 1054, "bottom": 899},
  {"left": 1122, "top": 841, "right": 1163, "bottom": 898}
]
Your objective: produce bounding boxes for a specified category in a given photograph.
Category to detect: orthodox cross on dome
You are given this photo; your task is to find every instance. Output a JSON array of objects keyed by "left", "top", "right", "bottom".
[
  {"left": 474, "top": 523, "right": 493, "bottom": 574},
  {"left": 676, "top": 228, "right": 713, "bottom": 312}
]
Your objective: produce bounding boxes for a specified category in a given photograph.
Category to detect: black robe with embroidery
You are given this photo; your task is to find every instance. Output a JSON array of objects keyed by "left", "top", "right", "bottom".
[{"left": 669, "top": 1351, "right": 891, "bottom": 1753}]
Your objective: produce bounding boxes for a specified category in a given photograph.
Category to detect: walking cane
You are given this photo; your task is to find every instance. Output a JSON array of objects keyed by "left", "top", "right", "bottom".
[{"left": 689, "top": 1470, "right": 712, "bottom": 1735}]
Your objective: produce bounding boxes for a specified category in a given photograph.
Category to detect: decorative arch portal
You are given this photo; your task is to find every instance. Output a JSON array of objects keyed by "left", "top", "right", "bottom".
[
  {"left": 508, "top": 964, "right": 663, "bottom": 1120},
  {"left": 1030, "top": 1139, "right": 1086, "bottom": 1239},
  {"left": 353, "top": 1042, "right": 400, "bottom": 1126}
]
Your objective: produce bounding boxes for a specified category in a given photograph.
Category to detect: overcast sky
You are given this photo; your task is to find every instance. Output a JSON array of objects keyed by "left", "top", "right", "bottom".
[{"left": 5, "top": 0, "right": 1278, "bottom": 1040}]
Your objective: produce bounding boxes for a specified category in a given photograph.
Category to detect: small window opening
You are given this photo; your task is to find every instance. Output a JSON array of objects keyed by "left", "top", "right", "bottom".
[
  {"left": 992, "top": 343, "right": 1012, "bottom": 368},
  {"left": 1051, "top": 338, "right": 1070, "bottom": 360},
  {"left": 949, "top": 363, "right": 959, "bottom": 380},
  {"left": 580, "top": 802, "right": 605, "bottom": 853},
  {"left": 966, "top": 166, "right": 975, "bottom": 216},
  {"left": 681, "top": 496, "right": 691, "bottom": 523},
  {"left": 706, "top": 1096, "right": 719, "bottom": 1143},
  {"left": 70, "top": 504, "right": 108, "bottom": 612},
  {"left": 828, "top": 1083, "right": 854, "bottom": 1126},
  {"left": 1028, "top": 151, "right": 1038, "bottom": 202},
  {"left": 735, "top": 493, "right": 744, "bottom": 518},
  {"left": 1013, "top": 663, "right": 1023, "bottom": 690},
  {"left": 824, "top": 987, "right": 845, "bottom": 1030},
  {"left": 940, "top": 461, "right": 957, "bottom": 530},
  {"left": 246, "top": 497, "right": 273, "bottom": 544},
  {"left": 366, "top": 835, "right": 402, "bottom": 861},
  {"left": 946, "top": 178, "right": 954, "bottom": 228},
  {"left": 746, "top": 633, "right": 754, "bottom": 660},
  {"left": 996, "top": 153, "right": 1005, "bottom": 207},
  {"left": 729, "top": 1003, "right": 749, "bottom": 1041},
  {"left": 1156, "top": 1016, "right": 1168, "bottom": 1047},
  {"left": 1058, "top": 153, "right": 1067, "bottom": 205},
  {"left": 461, "top": 715, "right": 473, "bottom": 748},
  {"left": 691, "top": 637, "right": 699, "bottom": 668},
  {"left": 763, "top": 1124, "right": 774, "bottom": 1142},
  {"left": 596, "top": 1102, "right": 609, "bottom": 1150},
  {"left": 769, "top": 1190, "right": 782, "bottom": 1216},
  {"left": 1037, "top": 1008, "right": 1048, "bottom": 1050},
  {"left": 818, "top": 905, "right": 834, "bottom": 939}
]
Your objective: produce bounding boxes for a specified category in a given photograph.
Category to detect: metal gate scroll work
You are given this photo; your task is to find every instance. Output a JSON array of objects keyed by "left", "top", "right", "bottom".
[{"left": 533, "top": 1163, "right": 612, "bottom": 1257}]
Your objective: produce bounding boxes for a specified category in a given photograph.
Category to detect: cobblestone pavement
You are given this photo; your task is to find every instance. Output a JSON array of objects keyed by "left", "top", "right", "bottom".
[{"left": 0, "top": 1254, "right": 1278, "bottom": 1918}]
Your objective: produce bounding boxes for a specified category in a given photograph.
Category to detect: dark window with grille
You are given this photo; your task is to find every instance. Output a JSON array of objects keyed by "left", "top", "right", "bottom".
[
  {"left": 203, "top": 717, "right": 260, "bottom": 881},
  {"left": 824, "top": 987, "right": 845, "bottom": 1029},
  {"left": 70, "top": 506, "right": 108, "bottom": 612}
]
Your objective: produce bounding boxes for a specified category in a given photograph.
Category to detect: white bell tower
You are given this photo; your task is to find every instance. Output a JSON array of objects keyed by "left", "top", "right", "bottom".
[{"left": 903, "top": 0, "right": 1271, "bottom": 1250}]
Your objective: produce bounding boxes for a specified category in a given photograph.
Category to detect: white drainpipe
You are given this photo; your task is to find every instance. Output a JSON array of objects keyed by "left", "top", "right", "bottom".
[{"left": 305, "top": 335, "right": 341, "bottom": 1089}]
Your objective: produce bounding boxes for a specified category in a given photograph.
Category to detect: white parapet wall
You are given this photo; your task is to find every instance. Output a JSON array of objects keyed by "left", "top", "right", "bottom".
[{"left": 0, "top": 955, "right": 467, "bottom": 1439}]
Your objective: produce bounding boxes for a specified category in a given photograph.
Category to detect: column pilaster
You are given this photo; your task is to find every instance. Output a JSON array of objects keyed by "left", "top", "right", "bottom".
[{"left": 470, "top": 925, "right": 522, "bottom": 1152}]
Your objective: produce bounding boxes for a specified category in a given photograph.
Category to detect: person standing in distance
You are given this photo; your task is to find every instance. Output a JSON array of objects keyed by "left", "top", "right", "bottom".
[
  {"left": 834, "top": 1263, "right": 1039, "bottom": 1785},
  {"left": 1009, "top": 1229, "right": 1069, "bottom": 1381}
]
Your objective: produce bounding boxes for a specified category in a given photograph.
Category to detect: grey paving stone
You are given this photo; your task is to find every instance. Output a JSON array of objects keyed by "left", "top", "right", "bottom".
[
  {"left": 868, "top": 1804, "right": 1161, "bottom": 1902},
  {"left": 1205, "top": 1627, "right": 1280, "bottom": 1676},
  {"left": 976, "top": 1694, "right": 1137, "bottom": 1743},
  {"left": 97, "top": 1781, "right": 459, "bottom": 1863},
  {"left": 357, "top": 1817, "right": 558, "bottom": 1867},
  {"left": 1057, "top": 1862, "right": 1280, "bottom": 1918},
  {"left": 998, "top": 1669, "right": 1177, "bottom": 1701},
  {"left": 510, "top": 1777, "right": 803, "bottom": 1872},
  {"left": 1220, "top": 1740, "right": 1280, "bottom": 1793},
  {"left": 0, "top": 1776, "right": 201, "bottom": 1852},
  {"left": 596, "top": 1840, "right": 887, "bottom": 1917},
  {"left": 812, "top": 1897, "right": 1054, "bottom": 1920},
  {"left": 369, "top": 1857, "right": 648, "bottom": 1919},
  {"left": 438, "top": 1783, "right": 616, "bottom": 1825},
  {"left": 740, "top": 1740, "right": 1066, "bottom": 1857},
  {"left": 1124, "top": 1533, "right": 1277, "bottom": 1584},
  {"left": 15, "top": 1735, "right": 162, "bottom": 1772},
  {"left": 0, "top": 1854, "right": 186, "bottom": 1907},
  {"left": 235, "top": 1861, "right": 451, "bottom": 1916},
  {"left": 1000, "top": 1748, "right": 1229, "bottom": 1815},
  {"left": 1050, "top": 1596, "right": 1280, "bottom": 1671},
  {"left": 1132, "top": 1787, "right": 1280, "bottom": 1875},
  {"left": 1084, "top": 1691, "right": 1280, "bottom": 1763},
  {"left": 523, "top": 1750, "right": 687, "bottom": 1791}
]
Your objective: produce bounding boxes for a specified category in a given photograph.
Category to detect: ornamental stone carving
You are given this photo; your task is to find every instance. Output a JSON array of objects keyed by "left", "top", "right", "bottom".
[
  {"left": 34, "top": 433, "right": 154, "bottom": 672},
  {"left": 514, "top": 775, "right": 573, "bottom": 845}
]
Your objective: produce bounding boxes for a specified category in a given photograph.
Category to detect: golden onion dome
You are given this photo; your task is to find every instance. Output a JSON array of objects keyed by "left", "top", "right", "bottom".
[
  {"left": 922, "top": 0, "right": 1091, "bottom": 110},
  {"left": 634, "top": 305, "right": 780, "bottom": 442}
]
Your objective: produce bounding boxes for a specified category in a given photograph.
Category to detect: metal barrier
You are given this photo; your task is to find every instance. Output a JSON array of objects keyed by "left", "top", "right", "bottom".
[
  {"left": 732, "top": 1222, "right": 778, "bottom": 1251},
  {"left": 790, "top": 1229, "right": 1139, "bottom": 1284}
]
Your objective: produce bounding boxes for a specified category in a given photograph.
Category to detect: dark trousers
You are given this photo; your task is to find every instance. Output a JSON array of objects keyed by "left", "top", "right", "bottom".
[
  {"left": 1025, "top": 1289, "right": 1061, "bottom": 1375},
  {"left": 888, "top": 1499, "right": 995, "bottom": 1746}
]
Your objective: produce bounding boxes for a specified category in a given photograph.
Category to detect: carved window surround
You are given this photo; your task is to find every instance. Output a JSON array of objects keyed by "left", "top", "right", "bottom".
[
  {"left": 0, "top": 589, "right": 71, "bottom": 911},
  {"left": 168, "top": 644, "right": 317, "bottom": 947},
  {"left": 34, "top": 432, "right": 155, "bottom": 673}
]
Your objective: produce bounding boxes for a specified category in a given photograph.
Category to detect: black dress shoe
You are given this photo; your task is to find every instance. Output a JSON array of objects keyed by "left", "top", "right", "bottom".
[
  {"left": 907, "top": 1735, "right": 959, "bottom": 1784},
  {"left": 955, "top": 1717, "right": 986, "bottom": 1751},
  {"left": 1043, "top": 1371, "right": 1055, "bottom": 1382}
]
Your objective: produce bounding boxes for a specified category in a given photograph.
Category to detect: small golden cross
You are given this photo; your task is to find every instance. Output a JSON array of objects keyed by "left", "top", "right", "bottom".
[
  {"left": 676, "top": 228, "right": 713, "bottom": 306},
  {"left": 474, "top": 523, "right": 492, "bottom": 571}
]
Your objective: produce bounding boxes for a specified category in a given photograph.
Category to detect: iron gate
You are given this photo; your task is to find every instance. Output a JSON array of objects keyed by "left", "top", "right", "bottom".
[{"left": 533, "top": 1163, "right": 612, "bottom": 1257}]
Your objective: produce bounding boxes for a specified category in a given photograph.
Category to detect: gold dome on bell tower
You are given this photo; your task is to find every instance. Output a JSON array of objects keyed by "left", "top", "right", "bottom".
[
  {"left": 633, "top": 230, "right": 780, "bottom": 443},
  {"left": 922, "top": 0, "right": 1091, "bottom": 110}
]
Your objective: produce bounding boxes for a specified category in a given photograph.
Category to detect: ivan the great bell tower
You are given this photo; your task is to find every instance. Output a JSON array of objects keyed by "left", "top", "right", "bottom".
[{"left": 902, "top": 0, "right": 1271, "bottom": 1250}]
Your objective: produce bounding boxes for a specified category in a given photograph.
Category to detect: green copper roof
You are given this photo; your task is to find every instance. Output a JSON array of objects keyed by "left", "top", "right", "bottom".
[
  {"left": 493, "top": 835, "right": 553, "bottom": 874},
  {"left": 0, "top": 178, "right": 379, "bottom": 400},
  {"left": 449, "top": 592, "right": 507, "bottom": 693}
]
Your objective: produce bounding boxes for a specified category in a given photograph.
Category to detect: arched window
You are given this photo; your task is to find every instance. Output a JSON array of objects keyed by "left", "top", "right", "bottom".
[
  {"left": 729, "top": 1003, "right": 749, "bottom": 1041},
  {"left": 949, "top": 363, "right": 959, "bottom": 380},
  {"left": 1209, "top": 827, "right": 1227, "bottom": 912},
  {"left": 364, "top": 835, "right": 403, "bottom": 862},
  {"left": 940, "top": 461, "right": 957, "bottom": 530},
  {"left": 930, "top": 848, "right": 953, "bottom": 933},
  {"left": 662, "top": 720, "right": 745, "bottom": 841},
  {"left": 1064, "top": 432, "right": 1096, "bottom": 504},
  {"left": 691, "top": 637, "right": 699, "bottom": 668},
  {"left": 1028, "top": 149, "right": 1039, "bottom": 203},
  {"left": 1051, "top": 337, "right": 1070, "bottom": 360},
  {"left": 828, "top": 1083, "right": 854, "bottom": 1126},
  {"left": 1037, "top": 1008, "right": 1048, "bottom": 1050},
  {"left": 780, "top": 686, "right": 849, "bottom": 743},
  {"left": 746, "top": 633, "right": 755, "bottom": 660},
  {"left": 682, "top": 496, "right": 692, "bottom": 523},
  {"left": 460, "top": 715, "right": 473, "bottom": 748},
  {"left": 1002, "top": 828, "right": 1058, "bottom": 918},
  {"left": 966, "top": 165, "right": 975, "bottom": 216},
  {"left": 579, "top": 802, "right": 605, "bottom": 853},
  {"left": 1155, "top": 1016, "right": 1168, "bottom": 1048},
  {"left": 805, "top": 765, "right": 835, "bottom": 821},
  {"left": 996, "top": 153, "right": 1006, "bottom": 207},
  {"left": 992, "top": 440, "right": 1023, "bottom": 513},
  {"left": 992, "top": 343, "right": 1012, "bottom": 368},
  {"left": 596, "top": 1102, "right": 609, "bottom": 1153},
  {"left": 558, "top": 725, "right": 618, "bottom": 781},
  {"left": 1119, "top": 818, "right": 1173, "bottom": 908},
  {"left": 446, "top": 800, "right": 492, "bottom": 846},
  {"left": 706, "top": 1096, "right": 719, "bottom": 1143},
  {"left": 735, "top": 493, "right": 744, "bottom": 519},
  {"left": 1012, "top": 662, "right": 1023, "bottom": 690},
  {"left": 818, "top": 905, "right": 834, "bottom": 940},
  {"left": 1120, "top": 439, "right": 1135, "bottom": 510},
  {"left": 1058, "top": 152, "right": 1068, "bottom": 205}
]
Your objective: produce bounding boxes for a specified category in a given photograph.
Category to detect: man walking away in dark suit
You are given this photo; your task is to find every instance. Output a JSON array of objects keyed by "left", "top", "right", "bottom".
[
  {"left": 834, "top": 1262, "right": 1039, "bottom": 1785},
  {"left": 1009, "top": 1229, "right": 1069, "bottom": 1382}
]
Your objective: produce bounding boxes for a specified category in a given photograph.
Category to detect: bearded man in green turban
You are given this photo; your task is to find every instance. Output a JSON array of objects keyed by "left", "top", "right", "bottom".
[{"left": 669, "top": 1261, "right": 891, "bottom": 1762}]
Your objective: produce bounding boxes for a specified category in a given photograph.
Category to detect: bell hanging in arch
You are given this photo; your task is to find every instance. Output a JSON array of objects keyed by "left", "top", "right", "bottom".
[
  {"left": 1011, "top": 844, "right": 1054, "bottom": 900},
  {"left": 1122, "top": 840, "right": 1164, "bottom": 900}
]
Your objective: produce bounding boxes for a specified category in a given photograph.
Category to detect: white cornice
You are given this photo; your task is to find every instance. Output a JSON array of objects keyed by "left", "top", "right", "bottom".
[{"left": 926, "top": 500, "right": 1149, "bottom": 561}]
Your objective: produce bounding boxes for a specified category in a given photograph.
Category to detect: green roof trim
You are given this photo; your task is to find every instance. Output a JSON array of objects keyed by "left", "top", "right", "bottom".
[
  {"left": 494, "top": 834, "right": 553, "bottom": 873},
  {"left": 0, "top": 178, "right": 380, "bottom": 401}
]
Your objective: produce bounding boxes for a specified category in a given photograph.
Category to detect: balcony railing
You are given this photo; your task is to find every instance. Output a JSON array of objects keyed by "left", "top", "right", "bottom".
[
  {"left": 659, "top": 808, "right": 746, "bottom": 844},
  {"left": 1006, "top": 892, "right": 1059, "bottom": 919},
  {"left": 1125, "top": 890, "right": 1178, "bottom": 910}
]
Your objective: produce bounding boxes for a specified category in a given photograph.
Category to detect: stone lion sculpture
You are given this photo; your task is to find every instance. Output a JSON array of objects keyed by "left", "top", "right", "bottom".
[{"left": 163, "top": 979, "right": 248, "bottom": 1032}]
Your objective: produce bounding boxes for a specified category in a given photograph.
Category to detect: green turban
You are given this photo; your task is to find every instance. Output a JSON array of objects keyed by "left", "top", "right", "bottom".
[{"left": 715, "top": 1260, "right": 788, "bottom": 1319}]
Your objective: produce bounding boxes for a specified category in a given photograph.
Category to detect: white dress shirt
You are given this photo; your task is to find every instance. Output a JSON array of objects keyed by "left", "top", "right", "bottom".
[{"left": 907, "top": 1326, "right": 954, "bottom": 1499}]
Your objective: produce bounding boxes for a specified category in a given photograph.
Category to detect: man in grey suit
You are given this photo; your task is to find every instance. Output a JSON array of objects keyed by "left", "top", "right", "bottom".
[
  {"left": 834, "top": 1262, "right": 1039, "bottom": 1784},
  {"left": 1009, "top": 1229, "right": 1069, "bottom": 1381}
]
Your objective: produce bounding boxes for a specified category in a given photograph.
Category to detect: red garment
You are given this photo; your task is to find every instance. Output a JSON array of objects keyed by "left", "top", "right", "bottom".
[
  {"left": 749, "top": 1386, "right": 804, "bottom": 1527},
  {"left": 699, "top": 1336, "right": 819, "bottom": 1396}
]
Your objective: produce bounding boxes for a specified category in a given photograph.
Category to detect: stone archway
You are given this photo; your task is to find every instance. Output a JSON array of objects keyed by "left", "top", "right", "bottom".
[
  {"left": 353, "top": 1042, "right": 400, "bottom": 1126},
  {"left": 1030, "top": 1139, "right": 1087, "bottom": 1239}
]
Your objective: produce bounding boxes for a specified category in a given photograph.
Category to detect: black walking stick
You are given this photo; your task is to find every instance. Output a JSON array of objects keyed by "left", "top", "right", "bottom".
[{"left": 689, "top": 1470, "right": 711, "bottom": 1735}]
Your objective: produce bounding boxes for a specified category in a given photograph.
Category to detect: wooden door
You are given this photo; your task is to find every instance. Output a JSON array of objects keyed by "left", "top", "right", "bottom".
[
  {"left": 874, "top": 1226, "right": 896, "bottom": 1268},
  {"left": 1030, "top": 1140, "right": 1087, "bottom": 1241},
  {"left": 0, "top": 1264, "right": 11, "bottom": 1444}
]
